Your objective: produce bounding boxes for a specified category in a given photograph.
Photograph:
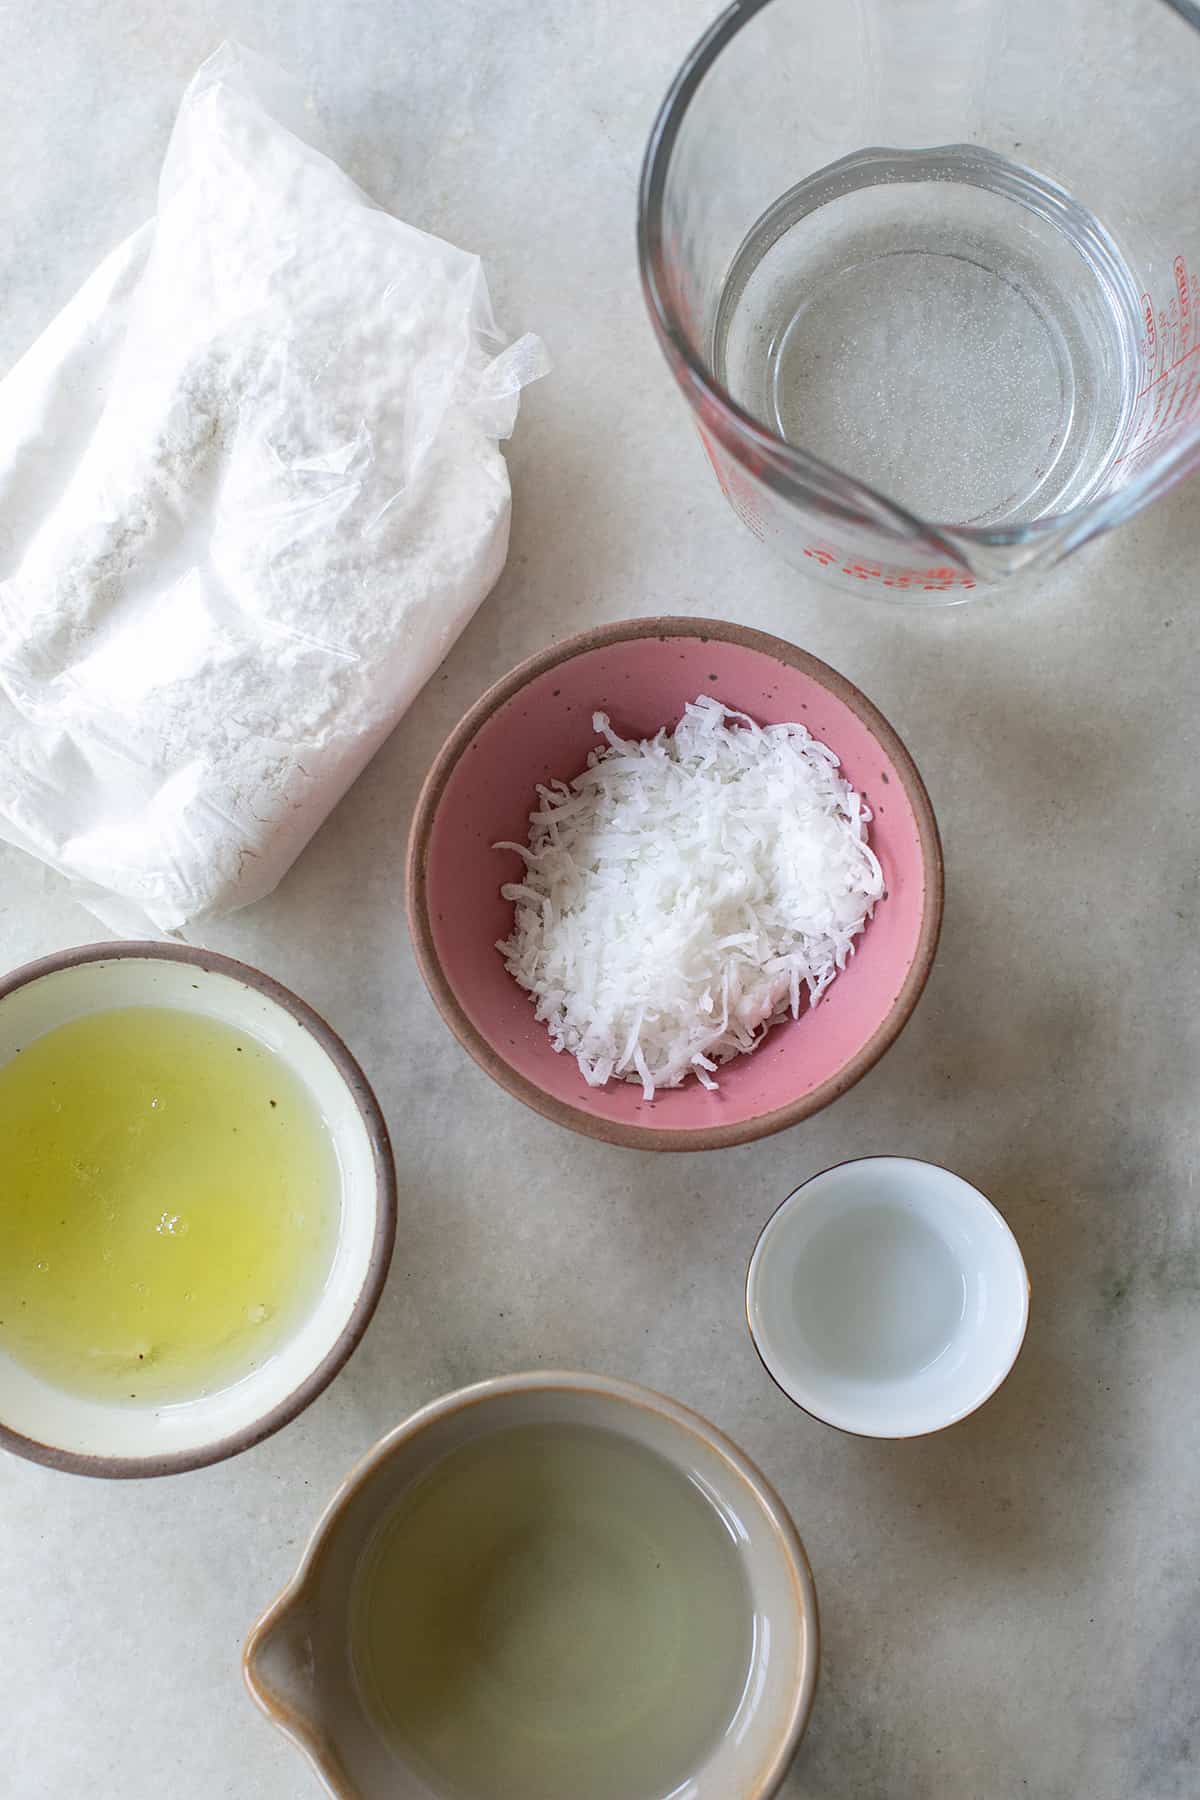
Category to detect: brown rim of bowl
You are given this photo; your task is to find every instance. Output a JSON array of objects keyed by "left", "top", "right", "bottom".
[
  {"left": 406, "top": 615, "right": 944, "bottom": 1152},
  {"left": 244, "top": 1369, "right": 821, "bottom": 1800},
  {"left": 744, "top": 1156, "right": 1032, "bottom": 1441},
  {"left": 0, "top": 940, "right": 397, "bottom": 1480}
]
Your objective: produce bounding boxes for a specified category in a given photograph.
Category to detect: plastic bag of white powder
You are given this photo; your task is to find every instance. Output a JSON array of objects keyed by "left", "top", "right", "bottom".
[{"left": 0, "top": 45, "right": 546, "bottom": 932}]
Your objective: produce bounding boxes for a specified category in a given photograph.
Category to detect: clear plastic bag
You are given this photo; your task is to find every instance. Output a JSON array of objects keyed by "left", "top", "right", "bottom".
[{"left": 0, "top": 43, "right": 546, "bottom": 933}]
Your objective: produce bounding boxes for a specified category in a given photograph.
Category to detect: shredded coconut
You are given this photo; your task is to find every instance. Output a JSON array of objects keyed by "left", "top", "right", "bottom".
[{"left": 496, "top": 695, "right": 885, "bottom": 1099}]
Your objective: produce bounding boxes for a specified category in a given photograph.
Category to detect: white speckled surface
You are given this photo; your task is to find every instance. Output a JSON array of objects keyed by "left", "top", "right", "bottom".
[{"left": 1, "top": 5, "right": 1198, "bottom": 1797}]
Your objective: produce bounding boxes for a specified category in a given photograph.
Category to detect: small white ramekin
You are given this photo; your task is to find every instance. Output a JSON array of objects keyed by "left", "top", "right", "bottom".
[{"left": 747, "top": 1157, "right": 1030, "bottom": 1438}]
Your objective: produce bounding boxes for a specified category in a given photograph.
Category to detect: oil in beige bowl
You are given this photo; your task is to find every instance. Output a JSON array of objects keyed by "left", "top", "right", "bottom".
[
  {"left": 351, "top": 1421, "right": 754, "bottom": 1800},
  {"left": 0, "top": 1005, "right": 339, "bottom": 1403}
]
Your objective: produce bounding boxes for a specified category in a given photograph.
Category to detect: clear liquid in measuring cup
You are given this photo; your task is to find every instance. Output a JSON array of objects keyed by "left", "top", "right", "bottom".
[{"left": 713, "top": 147, "right": 1142, "bottom": 529}]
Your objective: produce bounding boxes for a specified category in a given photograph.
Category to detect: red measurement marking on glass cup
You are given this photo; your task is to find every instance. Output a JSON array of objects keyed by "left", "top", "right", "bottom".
[
  {"left": 802, "top": 544, "right": 975, "bottom": 591},
  {"left": 696, "top": 424, "right": 767, "bottom": 540},
  {"left": 882, "top": 564, "right": 975, "bottom": 593},
  {"left": 1118, "top": 253, "right": 1200, "bottom": 464}
]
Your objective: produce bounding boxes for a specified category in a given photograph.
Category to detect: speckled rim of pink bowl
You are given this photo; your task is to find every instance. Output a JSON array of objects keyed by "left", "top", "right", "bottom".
[
  {"left": 0, "top": 940, "right": 397, "bottom": 1480},
  {"left": 406, "top": 616, "right": 944, "bottom": 1153}
]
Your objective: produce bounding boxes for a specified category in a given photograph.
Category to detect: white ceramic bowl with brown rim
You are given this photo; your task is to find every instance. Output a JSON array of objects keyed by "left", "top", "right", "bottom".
[
  {"left": 0, "top": 942, "right": 395, "bottom": 1478},
  {"left": 407, "top": 617, "right": 942, "bottom": 1152},
  {"left": 244, "top": 1370, "right": 820, "bottom": 1800}
]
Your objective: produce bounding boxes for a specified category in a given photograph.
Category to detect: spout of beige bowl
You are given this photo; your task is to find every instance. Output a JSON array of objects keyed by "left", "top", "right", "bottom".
[{"left": 243, "top": 1585, "right": 350, "bottom": 1797}]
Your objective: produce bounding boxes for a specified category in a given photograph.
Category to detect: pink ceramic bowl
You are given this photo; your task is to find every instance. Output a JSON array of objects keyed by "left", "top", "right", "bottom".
[{"left": 407, "top": 619, "right": 942, "bottom": 1152}]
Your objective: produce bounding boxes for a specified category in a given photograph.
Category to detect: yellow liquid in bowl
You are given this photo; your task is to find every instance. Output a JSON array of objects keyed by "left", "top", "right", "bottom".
[{"left": 0, "top": 1006, "right": 339, "bottom": 1403}]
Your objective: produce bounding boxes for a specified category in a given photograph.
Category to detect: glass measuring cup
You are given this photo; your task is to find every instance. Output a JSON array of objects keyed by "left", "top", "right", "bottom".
[{"left": 638, "top": 0, "right": 1200, "bottom": 600}]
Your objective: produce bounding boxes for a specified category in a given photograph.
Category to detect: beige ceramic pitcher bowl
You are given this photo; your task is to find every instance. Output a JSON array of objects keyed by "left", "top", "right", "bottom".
[{"left": 244, "top": 1371, "right": 820, "bottom": 1799}]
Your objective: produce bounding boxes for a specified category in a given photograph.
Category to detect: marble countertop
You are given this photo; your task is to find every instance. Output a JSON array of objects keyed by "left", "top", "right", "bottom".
[{"left": 2, "top": 5, "right": 1197, "bottom": 1797}]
